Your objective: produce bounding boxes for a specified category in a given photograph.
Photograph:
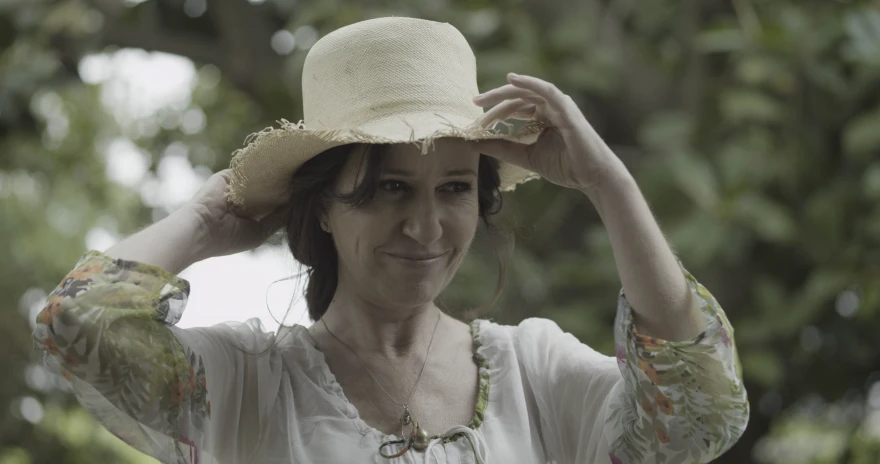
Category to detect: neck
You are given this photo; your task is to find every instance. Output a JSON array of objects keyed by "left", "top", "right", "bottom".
[{"left": 317, "top": 283, "right": 444, "bottom": 360}]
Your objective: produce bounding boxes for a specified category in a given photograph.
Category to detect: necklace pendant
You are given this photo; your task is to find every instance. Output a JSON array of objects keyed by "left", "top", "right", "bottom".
[
  {"left": 401, "top": 408, "right": 412, "bottom": 426},
  {"left": 412, "top": 426, "right": 431, "bottom": 451}
]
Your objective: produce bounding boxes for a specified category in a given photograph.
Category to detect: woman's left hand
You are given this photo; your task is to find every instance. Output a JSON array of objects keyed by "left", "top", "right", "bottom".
[{"left": 471, "top": 73, "right": 629, "bottom": 194}]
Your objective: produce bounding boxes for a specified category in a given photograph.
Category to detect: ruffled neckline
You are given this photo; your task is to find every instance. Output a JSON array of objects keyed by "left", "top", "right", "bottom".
[{"left": 288, "top": 318, "right": 493, "bottom": 446}]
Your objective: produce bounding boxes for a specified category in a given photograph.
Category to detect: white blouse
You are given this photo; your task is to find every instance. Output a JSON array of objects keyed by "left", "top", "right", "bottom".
[{"left": 33, "top": 250, "right": 749, "bottom": 463}]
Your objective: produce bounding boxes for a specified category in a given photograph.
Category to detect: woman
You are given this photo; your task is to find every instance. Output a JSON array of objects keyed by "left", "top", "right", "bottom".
[{"left": 33, "top": 17, "right": 748, "bottom": 464}]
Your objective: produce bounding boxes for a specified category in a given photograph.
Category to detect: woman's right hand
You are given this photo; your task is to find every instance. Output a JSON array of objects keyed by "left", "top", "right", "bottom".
[{"left": 184, "top": 169, "right": 287, "bottom": 258}]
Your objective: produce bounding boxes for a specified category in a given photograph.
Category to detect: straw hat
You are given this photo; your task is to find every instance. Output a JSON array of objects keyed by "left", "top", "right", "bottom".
[{"left": 226, "top": 16, "right": 545, "bottom": 221}]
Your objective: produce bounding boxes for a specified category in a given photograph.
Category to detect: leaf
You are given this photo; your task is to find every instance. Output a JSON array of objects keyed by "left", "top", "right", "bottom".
[
  {"left": 668, "top": 211, "right": 729, "bottom": 268},
  {"left": 477, "top": 50, "right": 534, "bottom": 82},
  {"left": 862, "top": 163, "right": 880, "bottom": 199},
  {"left": 638, "top": 112, "right": 693, "bottom": 153},
  {"left": 785, "top": 269, "right": 851, "bottom": 330},
  {"left": 843, "top": 106, "right": 880, "bottom": 158},
  {"left": 736, "top": 58, "right": 770, "bottom": 85},
  {"left": 668, "top": 153, "right": 721, "bottom": 210},
  {"left": 729, "top": 192, "right": 797, "bottom": 243},
  {"left": 754, "top": 278, "right": 788, "bottom": 317},
  {"left": 803, "top": 188, "right": 847, "bottom": 249},
  {"left": 695, "top": 28, "right": 746, "bottom": 53},
  {"left": 843, "top": 8, "right": 880, "bottom": 66},
  {"left": 720, "top": 89, "right": 783, "bottom": 124},
  {"left": 741, "top": 349, "right": 784, "bottom": 388}
]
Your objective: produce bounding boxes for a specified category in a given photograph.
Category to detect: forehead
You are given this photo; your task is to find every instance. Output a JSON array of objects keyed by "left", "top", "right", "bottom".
[
  {"left": 382, "top": 138, "right": 479, "bottom": 172},
  {"left": 335, "top": 139, "right": 480, "bottom": 191}
]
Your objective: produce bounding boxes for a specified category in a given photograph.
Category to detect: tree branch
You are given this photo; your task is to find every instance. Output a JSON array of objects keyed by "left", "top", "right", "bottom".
[
  {"left": 84, "top": 0, "right": 283, "bottom": 102},
  {"left": 100, "top": 9, "right": 226, "bottom": 67}
]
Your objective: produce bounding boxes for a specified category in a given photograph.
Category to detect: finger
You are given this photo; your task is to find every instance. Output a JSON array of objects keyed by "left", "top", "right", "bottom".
[
  {"left": 508, "top": 105, "right": 538, "bottom": 120},
  {"left": 473, "top": 99, "right": 536, "bottom": 129},
  {"left": 470, "top": 138, "right": 535, "bottom": 173},
  {"left": 507, "top": 73, "right": 566, "bottom": 103},
  {"left": 217, "top": 168, "right": 234, "bottom": 184},
  {"left": 474, "top": 85, "right": 545, "bottom": 107}
]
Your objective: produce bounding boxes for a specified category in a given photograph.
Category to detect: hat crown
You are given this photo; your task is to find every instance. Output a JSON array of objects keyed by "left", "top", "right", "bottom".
[{"left": 302, "top": 17, "right": 482, "bottom": 130}]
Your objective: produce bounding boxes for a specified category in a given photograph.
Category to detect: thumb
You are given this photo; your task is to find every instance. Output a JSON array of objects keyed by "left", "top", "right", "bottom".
[{"left": 471, "top": 138, "right": 534, "bottom": 172}]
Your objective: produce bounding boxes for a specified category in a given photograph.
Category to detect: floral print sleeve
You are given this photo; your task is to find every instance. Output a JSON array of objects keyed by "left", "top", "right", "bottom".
[
  {"left": 32, "top": 250, "right": 282, "bottom": 464},
  {"left": 514, "top": 263, "right": 748, "bottom": 464},
  {"left": 605, "top": 264, "right": 749, "bottom": 463}
]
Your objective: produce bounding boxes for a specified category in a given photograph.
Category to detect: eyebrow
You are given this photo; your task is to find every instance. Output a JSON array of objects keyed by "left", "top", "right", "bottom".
[{"left": 382, "top": 168, "right": 478, "bottom": 177}]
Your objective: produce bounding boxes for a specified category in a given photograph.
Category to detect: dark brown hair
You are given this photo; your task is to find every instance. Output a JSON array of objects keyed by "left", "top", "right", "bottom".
[{"left": 240, "top": 142, "right": 512, "bottom": 356}]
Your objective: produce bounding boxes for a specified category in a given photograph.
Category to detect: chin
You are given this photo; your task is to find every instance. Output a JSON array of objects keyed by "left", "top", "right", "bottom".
[{"left": 380, "top": 279, "right": 441, "bottom": 307}]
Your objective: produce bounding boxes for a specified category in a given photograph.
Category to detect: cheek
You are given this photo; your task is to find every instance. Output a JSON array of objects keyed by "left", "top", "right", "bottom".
[
  {"left": 459, "top": 194, "right": 481, "bottom": 225},
  {"left": 448, "top": 197, "right": 480, "bottom": 249},
  {"left": 336, "top": 211, "right": 391, "bottom": 263}
]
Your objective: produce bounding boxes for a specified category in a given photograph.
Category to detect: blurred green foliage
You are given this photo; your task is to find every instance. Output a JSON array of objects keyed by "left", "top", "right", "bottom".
[{"left": 2, "top": 0, "right": 879, "bottom": 463}]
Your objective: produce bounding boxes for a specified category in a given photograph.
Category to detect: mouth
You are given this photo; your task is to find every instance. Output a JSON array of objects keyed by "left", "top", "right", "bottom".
[{"left": 385, "top": 251, "right": 449, "bottom": 266}]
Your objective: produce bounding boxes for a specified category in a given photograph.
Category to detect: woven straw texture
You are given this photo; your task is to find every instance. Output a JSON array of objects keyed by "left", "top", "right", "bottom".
[{"left": 227, "top": 17, "right": 544, "bottom": 221}]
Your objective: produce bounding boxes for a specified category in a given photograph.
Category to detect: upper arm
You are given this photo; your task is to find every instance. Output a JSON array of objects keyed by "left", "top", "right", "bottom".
[
  {"left": 517, "top": 264, "right": 749, "bottom": 464},
  {"left": 33, "top": 250, "right": 283, "bottom": 464},
  {"left": 516, "top": 266, "right": 748, "bottom": 464},
  {"left": 605, "top": 267, "right": 749, "bottom": 463}
]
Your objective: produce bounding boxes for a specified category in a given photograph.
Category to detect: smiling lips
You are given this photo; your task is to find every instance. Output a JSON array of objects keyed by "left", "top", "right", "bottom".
[
  {"left": 386, "top": 251, "right": 448, "bottom": 265},
  {"left": 393, "top": 253, "right": 444, "bottom": 260}
]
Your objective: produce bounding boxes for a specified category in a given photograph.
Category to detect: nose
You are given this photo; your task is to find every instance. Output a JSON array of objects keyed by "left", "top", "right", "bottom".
[{"left": 401, "top": 194, "right": 443, "bottom": 246}]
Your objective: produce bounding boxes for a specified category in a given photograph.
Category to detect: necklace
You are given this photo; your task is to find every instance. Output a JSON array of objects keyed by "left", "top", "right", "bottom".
[{"left": 320, "top": 311, "right": 443, "bottom": 457}]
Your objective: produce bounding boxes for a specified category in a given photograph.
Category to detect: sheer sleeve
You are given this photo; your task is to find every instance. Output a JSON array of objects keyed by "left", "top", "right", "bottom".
[
  {"left": 32, "top": 250, "right": 284, "bottom": 464},
  {"left": 514, "top": 264, "right": 749, "bottom": 464}
]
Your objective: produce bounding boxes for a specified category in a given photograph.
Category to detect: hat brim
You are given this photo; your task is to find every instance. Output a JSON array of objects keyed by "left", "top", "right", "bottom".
[{"left": 227, "top": 111, "right": 545, "bottom": 221}]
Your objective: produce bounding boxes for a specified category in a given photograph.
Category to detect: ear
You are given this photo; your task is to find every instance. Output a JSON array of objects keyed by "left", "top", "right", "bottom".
[{"left": 317, "top": 208, "right": 331, "bottom": 234}]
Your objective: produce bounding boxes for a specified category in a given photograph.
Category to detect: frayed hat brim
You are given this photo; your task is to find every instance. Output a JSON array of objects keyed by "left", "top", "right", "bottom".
[{"left": 227, "top": 113, "right": 544, "bottom": 220}]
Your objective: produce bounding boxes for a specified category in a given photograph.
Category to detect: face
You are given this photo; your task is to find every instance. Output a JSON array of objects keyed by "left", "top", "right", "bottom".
[{"left": 323, "top": 138, "right": 481, "bottom": 310}]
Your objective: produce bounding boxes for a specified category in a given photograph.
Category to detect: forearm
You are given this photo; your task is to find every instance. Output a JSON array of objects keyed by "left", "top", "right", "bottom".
[
  {"left": 104, "top": 206, "right": 210, "bottom": 275},
  {"left": 583, "top": 170, "right": 705, "bottom": 341}
]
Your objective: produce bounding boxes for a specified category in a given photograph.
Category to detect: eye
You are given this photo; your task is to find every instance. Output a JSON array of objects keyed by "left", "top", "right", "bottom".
[
  {"left": 440, "top": 181, "right": 473, "bottom": 194},
  {"left": 378, "top": 180, "right": 410, "bottom": 193}
]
